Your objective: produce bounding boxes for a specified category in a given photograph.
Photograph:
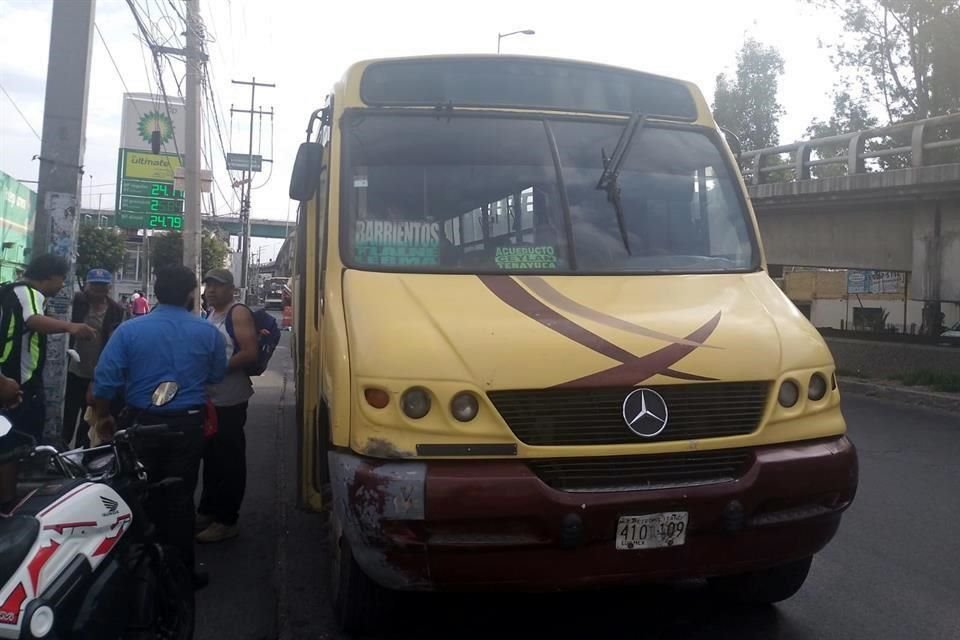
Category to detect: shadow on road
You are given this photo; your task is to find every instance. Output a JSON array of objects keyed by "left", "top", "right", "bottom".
[
  {"left": 303, "top": 518, "right": 795, "bottom": 640},
  {"left": 375, "top": 585, "right": 788, "bottom": 640}
]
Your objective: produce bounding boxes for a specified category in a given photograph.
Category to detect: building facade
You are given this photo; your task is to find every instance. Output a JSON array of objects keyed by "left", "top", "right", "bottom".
[{"left": 0, "top": 171, "right": 36, "bottom": 282}]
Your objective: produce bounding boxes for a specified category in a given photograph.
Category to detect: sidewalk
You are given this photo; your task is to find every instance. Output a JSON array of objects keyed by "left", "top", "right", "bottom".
[{"left": 839, "top": 377, "right": 960, "bottom": 413}]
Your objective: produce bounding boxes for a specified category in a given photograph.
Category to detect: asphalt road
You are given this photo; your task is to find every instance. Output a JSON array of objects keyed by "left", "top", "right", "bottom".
[{"left": 196, "top": 338, "right": 960, "bottom": 639}]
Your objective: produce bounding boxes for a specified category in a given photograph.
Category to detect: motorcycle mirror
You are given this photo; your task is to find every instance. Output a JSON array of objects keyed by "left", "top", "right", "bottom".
[
  {"left": 151, "top": 381, "right": 180, "bottom": 408},
  {"left": 0, "top": 415, "right": 11, "bottom": 438}
]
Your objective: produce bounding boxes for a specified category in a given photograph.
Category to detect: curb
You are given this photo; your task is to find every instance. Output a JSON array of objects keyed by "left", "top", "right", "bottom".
[{"left": 839, "top": 377, "right": 960, "bottom": 412}]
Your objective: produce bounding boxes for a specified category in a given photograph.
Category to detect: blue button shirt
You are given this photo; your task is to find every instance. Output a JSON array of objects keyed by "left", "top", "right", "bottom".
[{"left": 94, "top": 304, "right": 227, "bottom": 411}]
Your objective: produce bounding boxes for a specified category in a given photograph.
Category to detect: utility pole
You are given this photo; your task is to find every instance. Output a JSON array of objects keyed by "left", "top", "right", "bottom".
[
  {"left": 230, "top": 79, "right": 274, "bottom": 304},
  {"left": 35, "top": 0, "right": 96, "bottom": 439},
  {"left": 183, "top": 0, "right": 203, "bottom": 310}
]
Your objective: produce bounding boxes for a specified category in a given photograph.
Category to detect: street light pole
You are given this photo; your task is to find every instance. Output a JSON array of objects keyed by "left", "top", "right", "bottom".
[{"left": 497, "top": 29, "right": 535, "bottom": 54}]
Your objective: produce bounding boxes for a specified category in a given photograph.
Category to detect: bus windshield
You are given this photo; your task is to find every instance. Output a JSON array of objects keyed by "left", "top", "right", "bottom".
[{"left": 341, "top": 113, "right": 757, "bottom": 274}]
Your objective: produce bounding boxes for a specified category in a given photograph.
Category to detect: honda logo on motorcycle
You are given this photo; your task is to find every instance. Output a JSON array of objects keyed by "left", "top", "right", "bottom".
[
  {"left": 100, "top": 496, "right": 119, "bottom": 515},
  {"left": 621, "top": 388, "right": 669, "bottom": 438}
]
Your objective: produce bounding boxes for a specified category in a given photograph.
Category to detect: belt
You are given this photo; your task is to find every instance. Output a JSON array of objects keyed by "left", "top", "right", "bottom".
[{"left": 125, "top": 406, "right": 205, "bottom": 428}]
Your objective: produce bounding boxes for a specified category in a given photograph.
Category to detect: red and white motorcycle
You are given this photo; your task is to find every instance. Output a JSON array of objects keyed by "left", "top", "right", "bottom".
[{"left": 0, "top": 382, "right": 194, "bottom": 640}]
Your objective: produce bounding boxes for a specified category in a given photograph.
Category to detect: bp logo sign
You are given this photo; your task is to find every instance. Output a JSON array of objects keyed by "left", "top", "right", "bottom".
[{"left": 137, "top": 110, "right": 174, "bottom": 145}]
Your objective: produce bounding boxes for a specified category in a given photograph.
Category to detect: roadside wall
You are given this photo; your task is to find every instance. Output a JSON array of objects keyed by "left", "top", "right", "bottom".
[{"left": 825, "top": 337, "right": 960, "bottom": 377}]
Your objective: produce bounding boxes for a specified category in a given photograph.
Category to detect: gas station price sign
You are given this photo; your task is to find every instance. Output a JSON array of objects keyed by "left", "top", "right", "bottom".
[
  {"left": 121, "top": 179, "right": 183, "bottom": 199},
  {"left": 121, "top": 195, "right": 184, "bottom": 215},
  {"left": 115, "top": 149, "right": 186, "bottom": 230}
]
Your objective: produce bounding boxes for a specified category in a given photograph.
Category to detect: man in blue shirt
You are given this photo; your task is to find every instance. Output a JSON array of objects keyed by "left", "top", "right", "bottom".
[{"left": 93, "top": 265, "right": 226, "bottom": 588}]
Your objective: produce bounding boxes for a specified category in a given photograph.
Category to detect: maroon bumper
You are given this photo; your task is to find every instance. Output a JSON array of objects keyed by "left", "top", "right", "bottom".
[{"left": 329, "top": 436, "right": 858, "bottom": 591}]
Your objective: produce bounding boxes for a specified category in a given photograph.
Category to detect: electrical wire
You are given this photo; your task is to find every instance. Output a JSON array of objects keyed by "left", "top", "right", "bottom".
[
  {"left": 166, "top": 0, "right": 186, "bottom": 22},
  {"left": 202, "top": 62, "right": 243, "bottom": 203},
  {"left": 0, "top": 81, "right": 41, "bottom": 140},
  {"left": 124, "top": 0, "right": 183, "bottom": 161},
  {"left": 251, "top": 110, "right": 274, "bottom": 190},
  {"left": 127, "top": 0, "right": 238, "bottom": 220}
]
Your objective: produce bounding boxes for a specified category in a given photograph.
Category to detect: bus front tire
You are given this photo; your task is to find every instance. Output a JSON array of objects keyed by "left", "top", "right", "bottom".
[
  {"left": 708, "top": 555, "right": 813, "bottom": 605},
  {"left": 329, "top": 515, "right": 391, "bottom": 633}
]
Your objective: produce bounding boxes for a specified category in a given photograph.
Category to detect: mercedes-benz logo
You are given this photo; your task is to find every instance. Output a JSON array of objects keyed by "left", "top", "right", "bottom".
[{"left": 621, "top": 388, "right": 669, "bottom": 438}]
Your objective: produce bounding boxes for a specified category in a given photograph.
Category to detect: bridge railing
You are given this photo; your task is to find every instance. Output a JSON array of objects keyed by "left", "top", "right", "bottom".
[{"left": 739, "top": 112, "right": 960, "bottom": 185}]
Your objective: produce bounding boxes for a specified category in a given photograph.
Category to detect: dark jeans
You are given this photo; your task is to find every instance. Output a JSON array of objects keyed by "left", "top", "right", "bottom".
[
  {"left": 62, "top": 372, "right": 91, "bottom": 448},
  {"left": 133, "top": 411, "right": 205, "bottom": 572},
  {"left": 7, "top": 383, "right": 45, "bottom": 443},
  {"left": 199, "top": 402, "right": 248, "bottom": 526}
]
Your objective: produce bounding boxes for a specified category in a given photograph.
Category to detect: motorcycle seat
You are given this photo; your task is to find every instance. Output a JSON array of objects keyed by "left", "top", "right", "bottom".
[
  {"left": 14, "top": 478, "right": 88, "bottom": 518},
  {"left": 0, "top": 515, "right": 39, "bottom": 588}
]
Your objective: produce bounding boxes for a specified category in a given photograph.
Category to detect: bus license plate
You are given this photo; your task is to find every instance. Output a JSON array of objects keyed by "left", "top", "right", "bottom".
[{"left": 616, "top": 512, "right": 688, "bottom": 550}]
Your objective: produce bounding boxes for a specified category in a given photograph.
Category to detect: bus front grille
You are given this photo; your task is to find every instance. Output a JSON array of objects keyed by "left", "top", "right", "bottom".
[
  {"left": 527, "top": 449, "right": 754, "bottom": 492},
  {"left": 488, "top": 381, "right": 771, "bottom": 446}
]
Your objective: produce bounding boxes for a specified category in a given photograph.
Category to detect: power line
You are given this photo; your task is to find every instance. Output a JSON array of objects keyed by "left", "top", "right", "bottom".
[
  {"left": 94, "top": 23, "right": 135, "bottom": 96},
  {"left": 252, "top": 109, "right": 274, "bottom": 190},
  {"left": 166, "top": 0, "right": 186, "bottom": 22},
  {"left": 126, "top": 0, "right": 184, "bottom": 161},
  {"left": 0, "top": 81, "right": 41, "bottom": 140},
  {"left": 202, "top": 61, "right": 242, "bottom": 203}
]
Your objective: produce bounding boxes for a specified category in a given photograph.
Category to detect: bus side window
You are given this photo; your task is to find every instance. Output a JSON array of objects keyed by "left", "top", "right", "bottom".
[{"left": 315, "top": 160, "right": 330, "bottom": 328}]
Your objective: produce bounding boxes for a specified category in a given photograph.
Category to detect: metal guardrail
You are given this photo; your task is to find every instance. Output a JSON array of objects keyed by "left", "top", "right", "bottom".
[{"left": 739, "top": 112, "right": 960, "bottom": 185}]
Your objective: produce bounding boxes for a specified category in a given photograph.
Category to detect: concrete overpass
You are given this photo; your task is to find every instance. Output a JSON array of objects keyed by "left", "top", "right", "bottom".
[
  {"left": 740, "top": 113, "right": 960, "bottom": 304},
  {"left": 78, "top": 211, "right": 292, "bottom": 239}
]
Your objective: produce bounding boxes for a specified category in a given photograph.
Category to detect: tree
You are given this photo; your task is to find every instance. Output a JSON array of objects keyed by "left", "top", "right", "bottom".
[
  {"left": 805, "top": 91, "right": 881, "bottom": 176},
  {"left": 76, "top": 225, "right": 126, "bottom": 281},
  {"left": 807, "top": 0, "right": 960, "bottom": 122},
  {"left": 713, "top": 38, "right": 787, "bottom": 152},
  {"left": 149, "top": 231, "right": 229, "bottom": 275}
]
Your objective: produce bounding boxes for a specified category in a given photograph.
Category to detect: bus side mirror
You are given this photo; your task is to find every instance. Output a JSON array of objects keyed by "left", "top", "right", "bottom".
[
  {"left": 289, "top": 142, "right": 324, "bottom": 202},
  {"left": 721, "top": 128, "right": 742, "bottom": 159}
]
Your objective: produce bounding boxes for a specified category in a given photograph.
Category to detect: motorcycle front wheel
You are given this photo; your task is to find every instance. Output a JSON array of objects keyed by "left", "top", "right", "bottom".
[{"left": 124, "top": 546, "right": 195, "bottom": 640}]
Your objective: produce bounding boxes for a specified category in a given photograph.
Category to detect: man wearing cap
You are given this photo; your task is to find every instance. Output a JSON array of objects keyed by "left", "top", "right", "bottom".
[
  {"left": 62, "top": 268, "right": 126, "bottom": 448},
  {"left": 93, "top": 265, "right": 226, "bottom": 588},
  {"left": 196, "top": 267, "right": 257, "bottom": 543}
]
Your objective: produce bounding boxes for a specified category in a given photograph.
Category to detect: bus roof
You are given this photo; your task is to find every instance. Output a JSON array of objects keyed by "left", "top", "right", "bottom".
[{"left": 333, "top": 55, "right": 713, "bottom": 125}]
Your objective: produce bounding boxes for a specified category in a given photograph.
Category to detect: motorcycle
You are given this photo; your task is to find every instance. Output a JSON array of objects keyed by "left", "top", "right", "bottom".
[{"left": 0, "top": 382, "right": 194, "bottom": 640}]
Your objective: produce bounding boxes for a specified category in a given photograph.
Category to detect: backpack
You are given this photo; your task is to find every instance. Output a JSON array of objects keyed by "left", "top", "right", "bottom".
[{"left": 224, "top": 303, "right": 281, "bottom": 376}]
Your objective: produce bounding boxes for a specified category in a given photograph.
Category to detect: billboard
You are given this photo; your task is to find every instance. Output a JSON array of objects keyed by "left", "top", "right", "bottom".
[
  {"left": 0, "top": 170, "right": 35, "bottom": 281},
  {"left": 116, "top": 92, "right": 188, "bottom": 231},
  {"left": 847, "top": 270, "right": 906, "bottom": 295},
  {"left": 119, "top": 93, "right": 186, "bottom": 154}
]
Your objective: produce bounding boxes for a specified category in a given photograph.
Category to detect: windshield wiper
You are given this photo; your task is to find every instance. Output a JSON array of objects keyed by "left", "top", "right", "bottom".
[{"left": 596, "top": 111, "right": 647, "bottom": 255}]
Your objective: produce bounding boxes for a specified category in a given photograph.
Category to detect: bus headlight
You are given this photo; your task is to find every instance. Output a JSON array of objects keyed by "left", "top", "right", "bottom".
[
  {"left": 778, "top": 380, "right": 800, "bottom": 408},
  {"left": 450, "top": 392, "right": 479, "bottom": 422},
  {"left": 808, "top": 373, "right": 828, "bottom": 401},
  {"left": 401, "top": 388, "right": 431, "bottom": 419}
]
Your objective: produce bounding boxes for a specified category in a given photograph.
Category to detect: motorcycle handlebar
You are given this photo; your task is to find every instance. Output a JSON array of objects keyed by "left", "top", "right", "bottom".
[
  {"left": 114, "top": 423, "right": 171, "bottom": 441},
  {"left": 135, "top": 423, "right": 172, "bottom": 436}
]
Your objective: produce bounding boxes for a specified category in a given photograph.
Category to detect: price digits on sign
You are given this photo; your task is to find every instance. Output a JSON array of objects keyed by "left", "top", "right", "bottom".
[
  {"left": 148, "top": 214, "right": 183, "bottom": 229},
  {"left": 149, "top": 198, "right": 182, "bottom": 214}
]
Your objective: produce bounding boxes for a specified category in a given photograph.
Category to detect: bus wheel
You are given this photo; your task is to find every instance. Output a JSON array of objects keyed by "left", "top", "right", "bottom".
[
  {"left": 708, "top": 556, "right": 813, "bottom": 605},
  {"left": 328, "top": 512, "right": 391, "bottom": 633}
]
